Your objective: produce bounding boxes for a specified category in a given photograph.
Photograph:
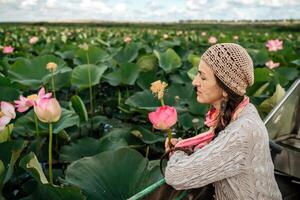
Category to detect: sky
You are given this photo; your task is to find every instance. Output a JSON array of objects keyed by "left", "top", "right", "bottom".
[{"left": 0, "top": 0, "right": 300, "bottom": 22}]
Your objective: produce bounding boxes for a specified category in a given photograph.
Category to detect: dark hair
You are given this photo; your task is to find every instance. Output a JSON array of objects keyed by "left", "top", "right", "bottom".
[{"left": 213, "top": 76, "right": 244, "bottom": 137}]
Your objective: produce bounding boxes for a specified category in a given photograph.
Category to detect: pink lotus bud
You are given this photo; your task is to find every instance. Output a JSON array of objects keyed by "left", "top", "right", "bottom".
[
  {"left": 148, "top": 106, "right": 177, "bottom": 130},
  {"left": 29, "top": 36, "right": 39, "bottom": 44},
  {"left": 124, "top": 36, "right": 132, "bottom": 44},
  {"left": 208, "top": 36, "right": 217, "bottom": 44},
  {"left": 2, "top": 46, "right": 14, "bottom": 54},
  {"left": 233, "top": 35, "right": 239, "bottom": 40},
  {"left": 34, "top": 98, "right": 61, "bottom": 123}
]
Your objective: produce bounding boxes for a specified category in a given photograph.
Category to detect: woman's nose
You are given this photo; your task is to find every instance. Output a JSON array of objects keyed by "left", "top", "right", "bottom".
[{"left": 192, "top": 76, "right": 200, "bottom": 87}]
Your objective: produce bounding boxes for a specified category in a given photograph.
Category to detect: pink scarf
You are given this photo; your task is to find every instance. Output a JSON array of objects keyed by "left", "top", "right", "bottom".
[{"left": 175, "top": 96, "right": 250, "bottom": 152}]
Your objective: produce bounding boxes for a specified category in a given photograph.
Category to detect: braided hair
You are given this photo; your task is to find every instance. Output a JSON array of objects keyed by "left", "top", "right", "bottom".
[{"left": 213, "top": 76, "right": 244, "bottom": 137}]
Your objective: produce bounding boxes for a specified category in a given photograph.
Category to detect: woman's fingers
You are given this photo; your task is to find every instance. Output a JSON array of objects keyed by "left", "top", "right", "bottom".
[{"left": 165, "top": 138, "right": 179, "bottom": 152}]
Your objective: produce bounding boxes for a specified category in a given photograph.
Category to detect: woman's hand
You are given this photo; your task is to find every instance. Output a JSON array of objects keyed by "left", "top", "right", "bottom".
[{"left": 165, "top": 138, "right": 181, "bottom": 152}]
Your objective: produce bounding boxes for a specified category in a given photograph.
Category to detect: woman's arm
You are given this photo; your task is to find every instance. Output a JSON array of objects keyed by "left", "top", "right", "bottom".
[{"left": 165, "top": 123, "right": 251, "bottom": 190}]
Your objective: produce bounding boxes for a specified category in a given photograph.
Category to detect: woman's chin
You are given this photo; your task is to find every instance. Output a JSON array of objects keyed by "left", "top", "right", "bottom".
[
  {"left": 197, "top": 96, "right": 205, "bottom": 103},
  {"left": 197, "top": 96, "right": 210, "bottom": 104}
]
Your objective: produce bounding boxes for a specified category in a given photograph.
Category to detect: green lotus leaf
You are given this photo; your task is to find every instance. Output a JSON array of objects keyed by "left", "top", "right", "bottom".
[
  {"left": 187, "top": 66, "right": 198, "bottom": 80},
  {"left": 71, "top": 64, "right": 108, "bottom": 90},
  {"left": 71, "top": 95, "right": 88, "bottom": 123},
  {"left": 105, "top": 63, "right": 140, "bottom": 86},
  {"left": 114, "top": 43, "right": 140, "bottom": 63},
  {"left": 0, "top": 75, "right": 20, "bottom": 101},
  {"left": 19, "top": 152, "right": 85, "bottom": 200},
  {"left": 275, "top": 67, "right": 299, "bottom": 87},
  {"left": 125, "top": 90, "right": 161, "bottom": 111},
  {"left": 187, "top": 53, "right": 200, "bottom": 68},
  {"left": 8, "top": 55, "right": 71, "bottom": 89},
  {"left": 254, "top": 68, "right": 273, "bottom": 82},
  {"left": 136, "top": 71, "right": 167, "bottom": 90},
  {"left": 0, "top": 140, "right": 28, "bottom": 184},
  {"left": 137, "top": 54, "right": 157, "bottom": 72},
  {"left": 259, "top": 84, "right": 285, "bottom": 114},
  {"left": 0, "top": 124, "right": 13, "bottom": 143},
  {"left": 59, "top": 137, "right": 101, "bottom": 162},
  {"left": 154, "top": 48, "right": 182, "bottom": 73},
  {"left": 64, "top": 148, "right": 162, "bottom": 200},
  {"left": 247, "top": 49, "right": 269, "bottom": 66},
  {"left": 130, "top": 126, "right": 165, "bottom": 144},
  {"left": 75, "top": 46, "right": 110, "bottom": 64},
  {"left": 0, "top": 160, "right": 4, "bottom": 191}
]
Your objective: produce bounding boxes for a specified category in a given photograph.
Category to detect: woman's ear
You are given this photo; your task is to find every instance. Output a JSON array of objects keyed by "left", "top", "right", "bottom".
[{"left": 222, "top": 91, "right": 228, "bottom": 99}]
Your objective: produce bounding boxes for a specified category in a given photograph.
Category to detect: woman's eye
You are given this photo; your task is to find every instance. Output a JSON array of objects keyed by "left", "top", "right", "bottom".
[{"left": 200, "top": 76, "right": 206, "bottom": 80}]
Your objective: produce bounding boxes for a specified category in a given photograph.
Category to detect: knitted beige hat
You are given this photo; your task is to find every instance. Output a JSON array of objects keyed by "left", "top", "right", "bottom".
[{"left": 201, "top": 43, "right": 254, "bottom": 96}]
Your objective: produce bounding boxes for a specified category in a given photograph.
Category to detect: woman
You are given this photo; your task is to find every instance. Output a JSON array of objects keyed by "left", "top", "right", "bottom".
[{"left": 164, "top": 43, "right": 282, "bottom": 200}]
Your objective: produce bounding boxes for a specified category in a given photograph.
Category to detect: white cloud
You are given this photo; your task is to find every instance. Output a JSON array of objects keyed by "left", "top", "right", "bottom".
[
  {"left": 233, "top": 0, "right": 300, "bottom": 7},
  {"left": 148, "top": 1, "right": 162, "bottom": 10},
  {"left": 169, "top": 6, "right": 184, "bottom": 15},
  {"left": 114, "top": 3, "right": 127, "bottom": 14},
  {"left": 0, "top": 0, "right": 300, "bottom": 22},
  {"left": 79, "top": 0, "right": 112, "bottom": 14},
  {"left": 20, "top": 0, "right": 38, "bottom": 8},
  {"left": 0, "top": 0, "right": 16, "bottom": 3},
  {"left": 186, "top": 0, "right": 208, "bottom": 10},
  {"left": 46, "top": 0, "right": 57, "bottom": 8}
]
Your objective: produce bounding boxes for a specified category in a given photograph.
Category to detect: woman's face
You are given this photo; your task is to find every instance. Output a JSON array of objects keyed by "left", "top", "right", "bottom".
[{"left": 192, "top": 60, "right": 225, "bottom": 109}]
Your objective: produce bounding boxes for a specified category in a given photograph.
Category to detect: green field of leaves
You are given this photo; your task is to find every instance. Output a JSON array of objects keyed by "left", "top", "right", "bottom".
[{"left": 0, "top": 24, "right": 299, "bottom": 199}]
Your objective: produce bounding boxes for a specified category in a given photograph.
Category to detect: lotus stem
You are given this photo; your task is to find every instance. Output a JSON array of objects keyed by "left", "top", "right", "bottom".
[
  {"left": 7, "top": 125, "right": 11, "bottom": 141},
  {"left": 51, "top": 70, "right": 56, "bottom": 98},
  {"left": 126, "top": 87, "right": 129, "bottom": 98},
  {"left": 145, "top": 145, "right": 150, "bottom": 158},
  {"left": 48, "top": 123, "right": 53, "bottom": 184},
  {"left": 86, "top": 51, "right": 90, "bottom": 64},
  {"left": 117, "top": 88, "right": 121, "bottom": 106},
  {"left": 160, "top": 98, "right": 165, "bottom": 106},
  {"left": 86, "top": 52, "right": 94, "bottom": 133},
  {"left": 34, "top": 113, "right": 39, "bottom": 137},
  {"left": 167, "top": 128, "right": 172, "bottom": 148}
]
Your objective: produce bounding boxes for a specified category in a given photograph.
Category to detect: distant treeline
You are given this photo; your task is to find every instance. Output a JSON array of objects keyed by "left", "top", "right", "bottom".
[{"left": 1, "top": 20, "right": 300, "bottom": 32}]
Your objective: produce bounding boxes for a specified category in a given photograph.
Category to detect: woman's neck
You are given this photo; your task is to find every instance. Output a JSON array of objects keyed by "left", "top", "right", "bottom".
[{"left": 211, "top": 99, "right": 222, "bottom": 111}]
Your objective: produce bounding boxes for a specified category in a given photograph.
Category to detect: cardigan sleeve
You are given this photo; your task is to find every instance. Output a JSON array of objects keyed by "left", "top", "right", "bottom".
[{"left": 165, "top": 122, "right": 251, "bottom": 190}]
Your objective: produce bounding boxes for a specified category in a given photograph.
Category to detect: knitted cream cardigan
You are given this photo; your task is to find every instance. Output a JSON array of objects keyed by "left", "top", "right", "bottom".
[{"left": 165, "top": 103, "right": 282, "bottom": 200}]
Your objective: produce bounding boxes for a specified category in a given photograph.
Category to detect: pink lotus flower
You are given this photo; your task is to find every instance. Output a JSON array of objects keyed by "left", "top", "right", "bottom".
[
  {"left": 29, "top": 36, "right": 39, "bottom": 44},
  {"left": 148, "top": 105, "right": 177, "bottom": 130},
  {"left": 2, "top": 46, "right": 14, "bottom": 54},
  {"left": 0, "top": 102, "right": 16, "bottom": 131},
  {"left": 15, "top": 87, "right": 52, "bottom": 112},
  {"left": 124, "top": 36, "right": 132, "bottom": 44},
  {"left": 34, "top": 98, "right": 62, "bottom": 123},
  {"left": 265, "top": 60, "right": 280, "bottom": 69},
  {"left": 163, "top": 34, "right": 169, "bottom": 39},
  {"left": 266, "top": 39, "right": 283, "bottom": 52},
  {"left": 176, "top": 31, "right": 182, "bottom": 36},
  {"left": 208, "top": 36, "right": 217, "bottom": 44}
]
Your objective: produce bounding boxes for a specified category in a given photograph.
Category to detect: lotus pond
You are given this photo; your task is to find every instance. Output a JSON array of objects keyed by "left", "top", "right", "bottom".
[{"left": 0, "top": 24, "right": 299, "bottom": 199}]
